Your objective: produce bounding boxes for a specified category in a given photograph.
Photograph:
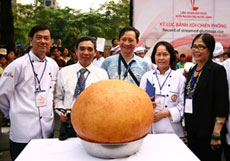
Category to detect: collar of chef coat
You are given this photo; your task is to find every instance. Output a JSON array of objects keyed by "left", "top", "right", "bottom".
[
  {"left": 76, "top": 62, "right": 94, "bottom": 73},
  {"left": 154, "top": 67, "right": 171, "bottom": 75},
  {"left": 29, "top": 51, "right": 47, "bottom": 62}
]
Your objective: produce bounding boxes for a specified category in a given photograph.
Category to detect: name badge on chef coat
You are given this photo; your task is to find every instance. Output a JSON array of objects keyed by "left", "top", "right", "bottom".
[
  {"left": 35, "top": 90, "right": 47, "bottom": 107},
  {"left": 155, "top": 94, "right": 166, "bottom": 112},
  {"left": 185, "top": 96, "right": 193, "bottom": 114}
]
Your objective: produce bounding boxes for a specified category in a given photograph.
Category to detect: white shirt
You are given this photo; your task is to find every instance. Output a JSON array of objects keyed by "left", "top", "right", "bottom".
[
  {"left": 140, "top": 68, "right": 185, "bottom": 137},
  {"left": 223, "top": 59, "right": 230, "bottom": 145},
  {"left": 0, "top": 51, "right": 59, "bottom": 143},
  {"left": 92, "top": 57, "right": 105, "bottom": 67},
  {"left": 54, "top": 62, "right": 109, "bottom": 113}
]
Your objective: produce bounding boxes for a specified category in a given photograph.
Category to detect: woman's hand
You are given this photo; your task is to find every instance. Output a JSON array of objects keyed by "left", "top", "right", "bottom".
[
  {"left": 210, "top": 138, "right": 221, "bottom": 151},
  {"left": 154, "top": 110, "right": 170, "bottom": 122},
  {"left": 152, "top": 101, "right": 157, "bottom": 110}
]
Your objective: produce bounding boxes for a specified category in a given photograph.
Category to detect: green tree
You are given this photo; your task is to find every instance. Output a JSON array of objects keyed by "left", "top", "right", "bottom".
[
  {"left": 97, "top": 0, "right": 130, "bottom": 39},
  {"left": 13, "top": 3, "right": 35, "bottom": 47},
  {"left": 13, "top": 0, "right": 130, "bottom": 50}
]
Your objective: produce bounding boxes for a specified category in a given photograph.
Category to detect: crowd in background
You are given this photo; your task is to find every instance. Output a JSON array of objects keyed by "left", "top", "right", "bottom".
[{"left": 1, "top": 36, "right": 230, "bottom": 77}]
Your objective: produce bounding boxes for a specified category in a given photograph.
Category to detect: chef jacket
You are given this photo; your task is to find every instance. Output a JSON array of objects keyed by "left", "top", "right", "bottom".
[
  {"left": 54, "top": 62, "right": 109, "bottom": 113},
  {"left": 223, "top": 59, "right": 230, "bottom": 145},
  {"left": 0, "top": 51, "right": 59, "bottom": 143},
  {"left": 92, "top": 57, "right": 105, "bottom": 67},
  {"left": 140, "top": 68, "right": 185, "bottom": 137}
]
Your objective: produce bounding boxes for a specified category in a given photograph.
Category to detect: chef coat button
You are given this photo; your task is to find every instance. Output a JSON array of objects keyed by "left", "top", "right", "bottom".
[
  {"left": 50, "top": 86, "right": 52, "bottom": 89},
  {"left": 36, "top": 88, "right": 39, "bottom": 91},
  {"left": 168, "top": 84, "right": 170, "bottom": 87},
  {"left": 166, "top": 94, "right": 169, "bottom": 97},
  {"left": 152, "top": 83, "right": 155, "bottom": 86},
  {"left": 32, "top": 60, "right": 34, "bottom": 63},
  {"left": 40, "top": 116, "right": 42, "bottom": 119},
  {"left": 49, "top": 73, "right": 51, "bottom": 75},
  {"left": 169, "top": 75, "right": 172, "bottom": 78},
  {"left": 165, "top": 105, "right": 167, "bottom": 108}
]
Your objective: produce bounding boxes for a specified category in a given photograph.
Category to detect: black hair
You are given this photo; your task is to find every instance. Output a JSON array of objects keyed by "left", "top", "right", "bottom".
[
  {"left": 29, "top": 25, "right": 53, "bottom": 38},
  {"left": 111, "top": 38, "right": 117, "bottom": 44},
  {"left": 191, "top": 33, "right": 215, "bottom": 59},
  {"left": 0, "top": 54, "right": 8, "bottom": 60},
  {"left": 151, "top": 41, "right": 176, "bottom": 70},
  {"left": 52, "top": 46, "right": 63, "bottom": 52},
  {"left": 118, "top": 26, "right": 140, "bottom": 42},
  {"left": 75, "top": 36, "right": 96, "bottom": 51},
  {"left": 180, "top": 53, "right": 186, "bottom": 58},
  {"left": 223, "top": 52, "right": 230, "bottom": 58}
]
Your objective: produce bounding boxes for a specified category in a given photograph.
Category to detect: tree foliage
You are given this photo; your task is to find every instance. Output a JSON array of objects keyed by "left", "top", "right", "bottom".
[{"left": 13, "top": 0, "right": 130, "bottom": 51}]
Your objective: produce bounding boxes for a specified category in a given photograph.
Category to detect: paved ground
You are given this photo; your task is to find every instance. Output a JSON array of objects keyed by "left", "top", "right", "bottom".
[{"left": 0, "top": 113, "right": 60, "bottom": 161}]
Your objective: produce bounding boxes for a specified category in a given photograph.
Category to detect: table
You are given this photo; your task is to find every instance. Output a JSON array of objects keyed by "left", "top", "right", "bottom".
[{"left": 16, "top": 134, "right": 200, "bottom": 161}]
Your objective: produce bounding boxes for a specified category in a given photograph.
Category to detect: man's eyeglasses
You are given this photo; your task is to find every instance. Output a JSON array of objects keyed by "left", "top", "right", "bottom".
[{"left": 191, "top": 44, "right": 207, "bottom": 50}]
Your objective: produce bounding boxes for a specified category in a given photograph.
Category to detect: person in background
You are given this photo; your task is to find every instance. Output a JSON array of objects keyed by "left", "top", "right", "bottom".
[
  {"left": 0, "top": 55, "right": 8, "bottom": 77},
  {"left": 223, "top": 52, "right": 230, "bottom": 61},
  {"left": 53, "top": 47, "right": 66, "bottom": 69},
  {"left": 110, "top": 45, "right": 120, "bottom": 56},
  {"left": 0, "top": 48, "right": 8, "bottom": 77},
  {"left": 183, "top": 62, "right": 195, "bottom": 78},
  {"left": 57, "top": 39, "right": 62, "bottom": 47},
  {"left": 102, "top": 26, "right": 150, "bottom": 85},
  {"left": 140, "top": 41, "right": 185, "bottom": 137},
  {"left": 134, "top": 46, "right": 146, "bottom": 58},
  {"left": 176, "top": 53, "right": 186, "bottom": 69},
  {"left": 0, "top": 25, "right": 59, "bottom": 160},
  {"left": 66, "top": 52, "right": 78, "bottom": 66},
  {"left": 111, "top": 38, "right": 119, "bottom": 47},
  {"left": 184, "top": 33, "right": 229, "bottom": 161},
  {"left": 212, "top": 42, "right": 224, "bottom": 65},
  {"left": 61, "top": 47, "right": 70, "bottom": 64},
  {"left": 7, "top": 50, "right": 16, "bottom": 64},
  {"left": 54, "top": 36, "right": 108, "bottom": 140},
  {"left": 174, "top": 50, "right": 180, "bottom": 63},
  {"left": 223, "top": 58, "right": 230, "bottom": 161},
  {"left": 92, "top": 51, "right": 105, "bottom": 67}
]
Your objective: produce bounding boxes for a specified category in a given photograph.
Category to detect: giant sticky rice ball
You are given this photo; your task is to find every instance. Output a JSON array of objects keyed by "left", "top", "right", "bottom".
[{"left": 71, "top": 79, "right": 154, "bottom": 144}]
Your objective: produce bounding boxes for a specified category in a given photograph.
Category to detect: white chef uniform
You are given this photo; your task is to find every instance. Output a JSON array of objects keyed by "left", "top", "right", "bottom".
[
  {"left": 140, "top": 68, "right": 185, "bottom": 137},
  {"left": 223, "top": 59, "right": 230, "bottom": 145},
  {"left": 0, "top": 51, "right": 59, "bottom": 143}
]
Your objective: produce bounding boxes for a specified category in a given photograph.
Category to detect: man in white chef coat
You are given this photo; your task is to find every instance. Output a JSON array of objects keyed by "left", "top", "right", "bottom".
[
  {"left": 54, "top": 36, "right": 108, "bottom": 140},
  {"left": 0, "top": 25, "right": 59, "bottom": 160}
]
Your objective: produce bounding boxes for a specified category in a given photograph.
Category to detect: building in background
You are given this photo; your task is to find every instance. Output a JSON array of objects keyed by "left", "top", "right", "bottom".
[
  {"left": 43, "top": 0, "right": 60, "bottom": 8},
  {"left": 12, "top": 0, "right": 60, "bottom": 8}
]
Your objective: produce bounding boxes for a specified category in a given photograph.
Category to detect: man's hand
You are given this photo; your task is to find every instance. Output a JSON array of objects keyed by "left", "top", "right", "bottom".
[{"left": 60, "top": 112, "right": 68, "bottom": 122}]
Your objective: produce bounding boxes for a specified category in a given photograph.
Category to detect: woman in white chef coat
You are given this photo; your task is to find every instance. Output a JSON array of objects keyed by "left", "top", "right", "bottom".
[{"left": 140, "top": 41, "right": 185, "bottom": 137}]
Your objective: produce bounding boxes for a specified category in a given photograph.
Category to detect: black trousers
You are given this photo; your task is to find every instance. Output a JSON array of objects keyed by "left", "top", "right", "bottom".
[
  {"left": 59, "top": 121, "right": 76, "bottom": 140},
  {"left": 223, "top": 141, "right": 230, "bottom": 161},
  {"left": 187, "top": 136, "right": 222, "bottom": 161},
  {"left": 9, "top": 139, "right": 28, "bottom": 161}
]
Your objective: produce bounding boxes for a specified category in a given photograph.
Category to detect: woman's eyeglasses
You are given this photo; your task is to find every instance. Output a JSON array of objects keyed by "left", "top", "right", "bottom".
[{"left": 191, "top": 44, "right": 207, "bottom": 50}]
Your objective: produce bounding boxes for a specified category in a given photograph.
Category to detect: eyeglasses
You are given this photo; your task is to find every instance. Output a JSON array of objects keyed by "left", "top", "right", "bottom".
[{"left": 191, "top": 44, "right": 207, "bottom": 50}]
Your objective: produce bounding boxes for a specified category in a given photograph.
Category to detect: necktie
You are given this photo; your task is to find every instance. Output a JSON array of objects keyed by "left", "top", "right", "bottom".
[{"left": 73, "top": 68, "right": 87, "bottom": 98}]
